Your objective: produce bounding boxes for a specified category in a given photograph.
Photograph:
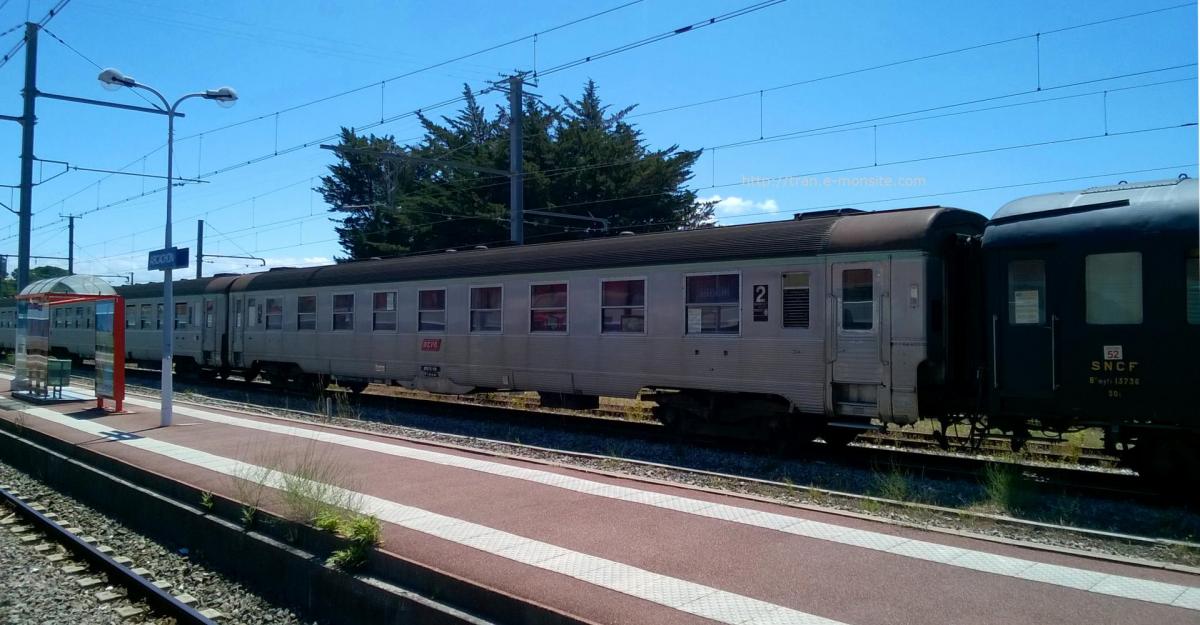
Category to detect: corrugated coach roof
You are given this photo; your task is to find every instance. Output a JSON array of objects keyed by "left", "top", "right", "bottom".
[
  {"left": 225, "top": 206, "right": 983, "bottom": 293},
  {"left": 983, "top": 177, "right": 1198, "bottom": 248},
  {"left": 117, "top": 277, "right": 219, "bottom": 299}
]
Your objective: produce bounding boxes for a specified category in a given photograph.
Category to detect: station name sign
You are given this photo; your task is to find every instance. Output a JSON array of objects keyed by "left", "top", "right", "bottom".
[{"left": 147, "top": 247, "right": 189, "bottom": 271}]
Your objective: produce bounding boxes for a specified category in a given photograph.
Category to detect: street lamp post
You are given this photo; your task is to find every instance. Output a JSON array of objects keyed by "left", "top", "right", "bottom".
[{"left": 98, "top": 68, "right": 237, "bottom": 427}]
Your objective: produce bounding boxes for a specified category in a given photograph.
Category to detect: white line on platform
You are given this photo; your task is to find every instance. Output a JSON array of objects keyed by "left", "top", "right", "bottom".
[
  {"left": 3, "top": 398, "right": 846, "bottom": 625},
  {"left": 117, "top": 395, "right": 1200, "bottom": 612}
]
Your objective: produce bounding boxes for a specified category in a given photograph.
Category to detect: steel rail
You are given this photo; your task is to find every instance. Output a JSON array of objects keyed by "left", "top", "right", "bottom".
[{"left": 0, "top": 486, "right": 217, "bottom": 625}]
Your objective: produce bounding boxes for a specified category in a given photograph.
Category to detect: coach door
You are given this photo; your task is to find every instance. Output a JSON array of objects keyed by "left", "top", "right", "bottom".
[
  {"left": 993, "top": 252, "right": 1057, "bottom": 405},
  {"left": 830, "top": 261, "right": 891, "bottom": 419},
  {"left": 201, "top": 297, "right": 219, "bottom": 366},
  {"left": 230, "top": 296, "right": 246, "bottom": 368}
]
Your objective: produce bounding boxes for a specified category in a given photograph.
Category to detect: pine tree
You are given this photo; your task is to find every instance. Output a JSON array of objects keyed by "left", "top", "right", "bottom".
[{"left": 320, "top": 80, "right": 709, "bottom": 260}]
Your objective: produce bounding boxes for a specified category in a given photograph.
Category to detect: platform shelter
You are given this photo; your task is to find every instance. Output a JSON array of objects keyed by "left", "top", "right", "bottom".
[{"left": 12, "top": 274, "right": 125, "bottom": 411}]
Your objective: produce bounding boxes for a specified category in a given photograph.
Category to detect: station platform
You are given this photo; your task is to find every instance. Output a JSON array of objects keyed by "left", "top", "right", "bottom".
[{"left": 1, "top": 377, "right": 1197, "bottom": 625}]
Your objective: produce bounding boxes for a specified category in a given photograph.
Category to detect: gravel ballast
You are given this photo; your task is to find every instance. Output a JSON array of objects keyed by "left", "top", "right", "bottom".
[{"left": 0, "top": 459, "right": 310, "bottom": 625}]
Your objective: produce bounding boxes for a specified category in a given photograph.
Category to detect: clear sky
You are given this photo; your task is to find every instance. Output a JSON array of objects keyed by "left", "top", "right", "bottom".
[{"left": 0, "top": 0, "right": 1194, "bottom": 283}]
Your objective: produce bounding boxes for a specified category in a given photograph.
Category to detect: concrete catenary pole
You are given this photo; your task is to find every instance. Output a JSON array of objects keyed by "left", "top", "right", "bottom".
[
  {"left": 16, "top": 23, "right": 38, "bottom": 290},
  {"left": 508, "top": 74, "right": 524, "bottom": 245},
  {"left": 195, "top": 219, "right": 204, "bottom": 279},
  {"left": 66, "top": 215, "right": 75, "bottom": 274}
]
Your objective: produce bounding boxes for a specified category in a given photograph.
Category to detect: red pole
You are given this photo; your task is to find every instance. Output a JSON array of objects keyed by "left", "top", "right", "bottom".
[{"left": 113, "top": 296, "right": 125, "bottom": 412}]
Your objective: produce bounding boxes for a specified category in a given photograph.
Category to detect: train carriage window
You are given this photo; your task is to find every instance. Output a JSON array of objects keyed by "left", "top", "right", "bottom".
[
  {"left": 1187, "top": 249, "right": 1199, "bottom": 325},
  {"left": 470, "top": 286, "right": 503, "bottom": 333},
  {"left": 1086, "top": 252, "right": 1142, "bottom": 325},
  {"left": 297, "top": 295, "right": 317, "bottom": 330},
  {"left": 75, "top": 307, "right": 82, "bottom": 329},
  {"left": 205, "top": 300, "right": 215, "bottom": 329},
  {"left": 265, "top": 298, "right": 282, "bottom": 330},
  {"left": 125, "top": 305, "right": 137, "bottom": 329},
  {"left": 156, "top": 303, "right": 163, "bottom": 330},
  {"left": 782, "top": 272, "right": 810, "bottom": 329},
  {"left": 1007, "top": 260, "right": 1045, "bottom": 325},
  {"left": 418, "top": 289, "right": 446, "bottom": 332},
  {"left": 601, "top": 279, "right": 645, "bottom": 334},
  {"left": 140, "top": 304, "right": 153, "bottom": 330},
  {"left": 332, "top": 294, "right": 354, "bottom": 331},
  {"left": 372, "top": 292, "right": 397, "bottom": 331},
  {"left": 247, "top": 298, "right": 259, "bottom": 327},
  {"left": 841, "top": 269, "right": 874, "bottom": 331},
  {"left": 685, "top": 273, "right": 740, "bottom": 335},
  {"left": 174, "top": 302, "right": 190, "bottom": 329},
  {"left": 530, "top": 283, "right": 567, "bottom": 333}
]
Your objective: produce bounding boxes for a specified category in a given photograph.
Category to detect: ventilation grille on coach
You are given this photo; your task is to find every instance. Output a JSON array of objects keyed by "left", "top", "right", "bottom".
[{"left": 783, "top": 285, "right": 810, "bottom": 328}]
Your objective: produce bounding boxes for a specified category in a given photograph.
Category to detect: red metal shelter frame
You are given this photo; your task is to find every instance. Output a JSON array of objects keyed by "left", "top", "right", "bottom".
[{"left": 16, "top": 292, "right": 125, "bottom": 412}]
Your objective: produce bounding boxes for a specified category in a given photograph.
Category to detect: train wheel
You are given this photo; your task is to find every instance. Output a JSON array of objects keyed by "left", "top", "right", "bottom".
[
  {"left": 1132, "top": 433, "right": 1200, "bottom": 491},
  {"left": 654, "top": 405, "right": 687, "bottom": 433},
  {"left": 820, "top": 427, "right": 859, "bottom": 448}
]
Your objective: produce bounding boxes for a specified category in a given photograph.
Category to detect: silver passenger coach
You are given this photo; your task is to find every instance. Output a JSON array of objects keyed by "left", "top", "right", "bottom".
[{"left": 0, "top": 205, "right": 985, "bottom": 442}]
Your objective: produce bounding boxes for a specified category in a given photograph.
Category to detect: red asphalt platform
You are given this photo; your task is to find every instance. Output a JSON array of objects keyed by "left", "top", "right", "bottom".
[{"left": 1, "top": 379, "right": 1197, "bottom": 625}]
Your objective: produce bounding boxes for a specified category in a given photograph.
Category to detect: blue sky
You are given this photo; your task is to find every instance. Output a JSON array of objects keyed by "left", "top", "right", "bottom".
[{"left": 0, "top": 0, "right": 1194, "bottom": 283}]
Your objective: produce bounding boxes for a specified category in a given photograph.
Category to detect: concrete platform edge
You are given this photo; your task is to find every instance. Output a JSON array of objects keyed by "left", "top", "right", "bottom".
[{"left": 0, "top": 418, "right": 594, "bottom": 625}]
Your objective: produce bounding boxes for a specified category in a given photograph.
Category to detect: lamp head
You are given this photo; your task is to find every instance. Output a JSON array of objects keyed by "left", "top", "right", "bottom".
[
  {"left": 97, "top": 67, "right": 135, "bottom": 90},
  {"left": 204, "top": 86, "right": 238, "bottom": 108}
]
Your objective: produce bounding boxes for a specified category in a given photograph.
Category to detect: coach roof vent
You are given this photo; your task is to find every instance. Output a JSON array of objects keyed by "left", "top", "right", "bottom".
[
  {"left": 268, "top": 266, "right": 295, "bottom": 272},
  {"left": 474, "top": 245, "right": 488, "bottom": 250},
  {"left": 618, "top": 231, "right": 635, "bottom": 236},
  {"left": 794, "top": 208, "right": 864, "bottom": 220}
]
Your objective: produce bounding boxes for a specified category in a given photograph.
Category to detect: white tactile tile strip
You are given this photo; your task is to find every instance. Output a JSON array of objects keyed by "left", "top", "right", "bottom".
[
  {"left": 118, "top": 396, "right": 1200, "bottom": 612},
  {"left": 5, "top": 400, "right": 846, "bottom": 625}
]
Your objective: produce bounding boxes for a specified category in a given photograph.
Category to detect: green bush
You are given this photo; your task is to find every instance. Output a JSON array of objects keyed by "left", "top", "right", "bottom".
[{"left": 327, "top": 514, "right": 381, "bottom": 571}]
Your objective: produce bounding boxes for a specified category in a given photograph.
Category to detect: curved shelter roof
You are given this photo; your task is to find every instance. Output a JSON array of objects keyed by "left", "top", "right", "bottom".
[{"left": 19, "top": 274, "right": 118, "bottom": 297}]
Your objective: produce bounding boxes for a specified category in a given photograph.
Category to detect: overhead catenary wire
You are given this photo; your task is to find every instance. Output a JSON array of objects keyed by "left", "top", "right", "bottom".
[
  {"left": 41, "top": 69, "right": 1196, "bottom": 253},
  {"left": 285, "top": 70, "right": 1200, "bottom": 216},
  {"left": 42, "top": 3, "right": 1195, "bottom": 269},
  {"left": 14, "top": 61, "right": 1194, "bottom": 251},
  {"left": 36, "top": 0, "right": 784, "bottom": 225},
  {"left": 628, "top": 1, "right": 1197, "bottom": 119},
  {"left": 39, "top": 25, "right": 159, "bottom": 108},
  {"left": 77, "top": 122, "right": 1197, "bottom": 267},
  {"left": 0, "top": 0, "right": 69, "bottom": 70},
  {"left": 233, "top": 162, "right": 1200, "bottom": 263},
  {"left": 31, "top": 0, "right": 647, "bottom": 217},
  {"left": 532, "top": 0, "right": 785, "bottom": 77},
  {"left": 43, "top": 0, "right": 1191, "bottom": 223}
]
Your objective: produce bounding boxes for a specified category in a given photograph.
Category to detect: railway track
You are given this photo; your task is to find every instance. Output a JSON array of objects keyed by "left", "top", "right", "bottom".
[
  {"left": 67, "top": 364, "right": 1155, "bottom": 505},
  {"left": 0, "top": 485, "right": 219, "bottom": 625}
]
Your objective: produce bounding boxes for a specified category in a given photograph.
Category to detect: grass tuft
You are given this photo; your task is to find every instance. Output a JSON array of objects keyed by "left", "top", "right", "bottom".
[
  {"left": 239, "top": 504, "right": 258, "bottom": 529},
  {"left": 981, "top": 462, "right": 1032, "bottom": 513},
  {"left": 327, "top": 514, "right": 382, "bottom": 571},
  {"left": 871, "top": 468, "right": 914, "bottom": 501}
]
